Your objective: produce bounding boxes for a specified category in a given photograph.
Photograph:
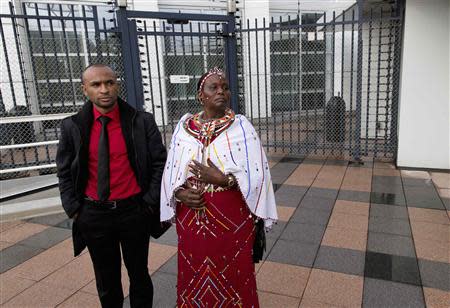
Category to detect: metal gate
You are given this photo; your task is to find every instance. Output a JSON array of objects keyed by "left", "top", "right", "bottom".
[
  {"left": 1, "top": 2, "right": 403, "bottom": 180},
  {"left": 115, "top": 9, "right": 238, "bottom": 145},
  {"left": 237, "top": 7, "right": 403, "bottom": 160}
]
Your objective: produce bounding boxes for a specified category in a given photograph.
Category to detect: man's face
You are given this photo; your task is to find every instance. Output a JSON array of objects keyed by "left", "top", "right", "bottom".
[{"left": 82, "top": 66, "right": 119, "bottom": 113}]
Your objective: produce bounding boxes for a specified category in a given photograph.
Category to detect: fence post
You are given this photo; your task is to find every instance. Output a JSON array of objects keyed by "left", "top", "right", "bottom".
[
  {"left": 353, "top": 0, "right": 364, "bottom": 162},
  {"left": 116, "top": 8, "right": 143, "bottom": 109},
  {"left": 224, "top": 16, "right": 239, "bottom": 113}
]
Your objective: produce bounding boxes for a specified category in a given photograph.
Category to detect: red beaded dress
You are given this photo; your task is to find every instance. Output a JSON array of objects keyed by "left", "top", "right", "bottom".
[{"left": 176, "top": 110, "right": 259, "bottom": 308}]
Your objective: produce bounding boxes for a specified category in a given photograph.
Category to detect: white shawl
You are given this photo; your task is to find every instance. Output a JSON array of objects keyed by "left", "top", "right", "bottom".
[{"left": 160, "top": 113, "right": 278, "bottom": 228}]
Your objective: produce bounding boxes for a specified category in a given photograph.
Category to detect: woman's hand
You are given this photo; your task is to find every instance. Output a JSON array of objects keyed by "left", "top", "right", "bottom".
[
  {"left": 175, "top": 187, "right": 206, "bottom": 209},
  {"left": 189, "top": 158, "right": 228, "bottom": 187}
]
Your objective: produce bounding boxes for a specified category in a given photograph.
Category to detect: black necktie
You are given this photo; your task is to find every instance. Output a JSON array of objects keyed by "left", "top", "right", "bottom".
[{"left": 97, "top": 116, "right": 111, "bottom": 201}]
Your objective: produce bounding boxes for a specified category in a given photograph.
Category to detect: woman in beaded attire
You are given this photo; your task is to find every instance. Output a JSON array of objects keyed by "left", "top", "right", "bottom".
[{"left": 160, "top": 67, "right": 277, "bottom": 307}]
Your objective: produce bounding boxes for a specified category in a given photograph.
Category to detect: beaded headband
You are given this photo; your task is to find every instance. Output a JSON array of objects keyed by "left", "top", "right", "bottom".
[{"left": 199, "top": 67, "right": 224, "bottom": 91}]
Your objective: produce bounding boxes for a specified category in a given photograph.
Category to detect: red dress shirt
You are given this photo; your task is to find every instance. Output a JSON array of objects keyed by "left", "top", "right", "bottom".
[{"left": 85, "top": 104, "right": 141, "bottom": 201}]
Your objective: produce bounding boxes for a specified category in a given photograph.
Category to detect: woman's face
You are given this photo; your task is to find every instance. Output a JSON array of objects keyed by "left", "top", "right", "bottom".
[{"left": 199, "top": 74, "right": 231, "bottom": 117}]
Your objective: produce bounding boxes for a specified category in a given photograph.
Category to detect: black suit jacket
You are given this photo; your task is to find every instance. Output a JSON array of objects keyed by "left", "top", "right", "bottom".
[{"left": 56, "top": 98, "right": 167, "bottom": 256}]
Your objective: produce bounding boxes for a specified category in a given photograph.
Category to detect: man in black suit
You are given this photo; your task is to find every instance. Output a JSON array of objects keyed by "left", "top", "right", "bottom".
[{"left": 56, "top": 64, "right": 167, "bottom": 308}]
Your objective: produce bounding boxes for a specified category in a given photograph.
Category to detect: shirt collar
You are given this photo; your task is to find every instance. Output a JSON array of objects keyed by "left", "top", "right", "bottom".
[{"left": 93, "top": 102, "right": 120, "bottom": 122}]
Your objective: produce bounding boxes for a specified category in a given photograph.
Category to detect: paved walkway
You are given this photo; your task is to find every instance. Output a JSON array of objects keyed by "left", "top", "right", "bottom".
[{"left": 1, "top": 155, "right": 449, "bottom": 307}]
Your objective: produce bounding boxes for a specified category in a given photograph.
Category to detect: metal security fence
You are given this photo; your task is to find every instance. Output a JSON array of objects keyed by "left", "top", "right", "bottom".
[
  {"left": 0, "top": 2, "right": 125, "bottom": 179},
  {"left": 1, "top": 2, "right": 403, "bottom": 180},
  {"left": 238, "top": 6, "right": 403, "bottom": 160}
]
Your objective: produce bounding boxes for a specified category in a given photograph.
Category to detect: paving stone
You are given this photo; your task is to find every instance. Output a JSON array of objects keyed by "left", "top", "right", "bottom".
[
  {"left": 55, "top": 219, "right": 73, "bottom": 230},
  {"left": 280, "top": 222, "right": 326, "bottom": 245},
  {"left": 305, "top": 187, "right": 339, "bottom": 200},
  {"left": 337, "top": 190, "right": 370, "bottom": 203},
  {"left": 151, "top": 272, "right": 177, "bottom": 308},
  {"left": 367, "top": 232, "right": 416, "bottom": 258},
  {"left": 402, "top": 178, "right": 434, "bottom": 187},
  {"left": 404, "top": 187, "right": 445, "bottom": 210},
  {"left": 270, "top": 163, "right": 299, "bottom": 184},
  {"left": 418, "top": 259, "right": 450, "bottom": 291},
  {"left": 290, "top": 207, "right": 331, "bottom": 226},
  {"left": 275, "top": 185, "right": 308, "bottom": 207},
  {"left": 364, "top": 251, "right": 421, "bottom": 286},
  {"left": 19, "top": 227, "right": 71, "bottom": 249},
  {"left": 27, "top": 213, "right": 68, "bottom": 226},
  {"left": 368, "top": 216, "right": 412, "bottom": 236},
  {"left": 369, "top": 203, "right": 409, "bottom": 219},
  {"left": 299, "top": 196, "right": 335, "bottom": 212},
  {"left": 370, "top": 192, "right": 406, "bottom": 206},
  {"left": 266, "top": 221, "right": 287, "bottom": 239},
  {"left": 267, "top": 239, "right": 319, "bottom": 267},
  {"left": 0, "top": 244, "right": 44, "bottom": 273},
  {"left": 314, "top": 246, "right": 365, "bottom": 276},
  {"left": 363, "top": 278, "right": 425, "bottom": 308},
  {"left": 157, "top": 254, "right": 178, "bottom": 275}
]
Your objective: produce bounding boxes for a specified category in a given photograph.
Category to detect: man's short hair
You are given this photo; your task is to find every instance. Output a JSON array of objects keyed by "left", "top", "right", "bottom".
[{"left": 81, "top": 63, "right": 117, "bottom": 84}]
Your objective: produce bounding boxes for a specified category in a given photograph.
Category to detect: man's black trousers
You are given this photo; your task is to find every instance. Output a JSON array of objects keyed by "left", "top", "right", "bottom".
[{"left": 76, "top": 197, "right": 153, "bottom": 308}]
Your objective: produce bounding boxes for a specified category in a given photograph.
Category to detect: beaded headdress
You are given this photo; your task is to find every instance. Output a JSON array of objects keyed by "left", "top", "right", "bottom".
[{"left": 199, "top": 67, "right": 225, "bottom": 91}]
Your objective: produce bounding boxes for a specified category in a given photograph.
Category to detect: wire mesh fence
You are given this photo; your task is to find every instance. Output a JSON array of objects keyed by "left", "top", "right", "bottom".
[
  {"left": 238, "top": 8, "right": 402, "bottom": 159},
  {"left": 1, "top": 3, "right": 403, "bottom": 180}
]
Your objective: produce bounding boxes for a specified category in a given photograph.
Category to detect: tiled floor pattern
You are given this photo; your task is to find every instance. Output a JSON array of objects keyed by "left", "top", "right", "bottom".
[{"left": 1, "top": 155, "right": 449, "bottom": 307}]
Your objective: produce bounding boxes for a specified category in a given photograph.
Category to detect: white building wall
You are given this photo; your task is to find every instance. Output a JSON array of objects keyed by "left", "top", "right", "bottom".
[
  {"left": 397, "top": 0, "right": 450, "bottom": 169},
  {"left": 241, "top": 0, "right": 272, "bottom": 118}
]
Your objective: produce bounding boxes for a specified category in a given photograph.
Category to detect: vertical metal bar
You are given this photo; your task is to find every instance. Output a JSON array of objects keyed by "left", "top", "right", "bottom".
[
  {"left": 22, "top": 3, "right": 44, "bottom": 162},
  {"left": 34, "top": 3, "right": 52, "bottom": 161},
  {"left": 313, "top": 13, "right": 318, "bottom": 155},
  {"left": 279, "top": 16, "right": 284, "bottom": 149},
  {"left": 116, "top": 8, "right": 137, "bottom": 107},
  {"left": 389, "top": 7, "right": 403, "bottom": 158},
  {"left": 287, "top": 15, "right": 293, "bottom": 152},
  {"left": 9, "top": 2, "right": 30, "bottom": 110},
  {"left": 198, "top": 22, "right": 205, "bottom": 71},
  {"left": 297, "top": 14, "right": 301, "bottom": 151},
  {"left": 354, "top": 0, "right": 364, "bottom": 161},
  {"left": 71, "top": 5, "right": 83, "bottom": 80},
  {"left": 364, "top": 9, "right": 373, "bottom": 155},
  {"left": 180, "top": 22, "right": 188, "bottom": 120},
  {"left": 225, "top": 16, "right": 238, "bottom": 113},
  {"left": 92, "top": 6, "right": 101, "bottom": 62},
  {"left": 102, "top": 18, "right": 111, "bottom": 58},
  {"left": 255, "top": 18, "right": 261, "bottom": 136},
  {"left": 153, "top": 20, "right": 167, "bottom": 144},
  {"left": 0, "top": 17, "right": 18, "bottom": 110},
  {"left": 321, "top": 12, "right": 325, "bottom": 155},
  {"left": 59, "top": 4, "right": 76, "bottom": 106},
  {"left": 383, "top": 15, "right": 393, "bottom": 156},
  {"left": 246, "top": 19, "right": 253, "bottom": 121},
  {"left": 332, "top": 11, "right": 335, "bottom": 96},
  {"left": 1, "top": 9, "right": 18, "bottom": 169},
  {"left": 263, "top": 17, "right": 269, "bottom": 151},
  {"left": 161, "top": 20, "right": 174, "bottom": 129},
  {"left": 171, "top": 22, "right": 181, "bottom": 127},
  {"left": 143, "top": 20, "right": 156, "bottom": 116},
  {"left": 128, "top": 19, "right": 144, "bottom": 110},
  {"left": 271, "top": 16, "right": 276, "bottom": 151},
  {"left": 81, "top": 6, "right": 92, "bottom": 63},
  {"left": 340, "top": 10, "right": 345, "bottom": 155},
  {"left": 374, "top": 9, "right": 383, "bottom": 157},
  {"left": 206, "top": 22, "right": 211, "bottom": 67},
  {"left": 47, "top": 4, "right": 65, "bottom": 110},
  {"left": 349, "top": 9, "right": 355, "bottom": 155},
  {"left": 341, "top": 10, "right": 345, "bottom": 98}
]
